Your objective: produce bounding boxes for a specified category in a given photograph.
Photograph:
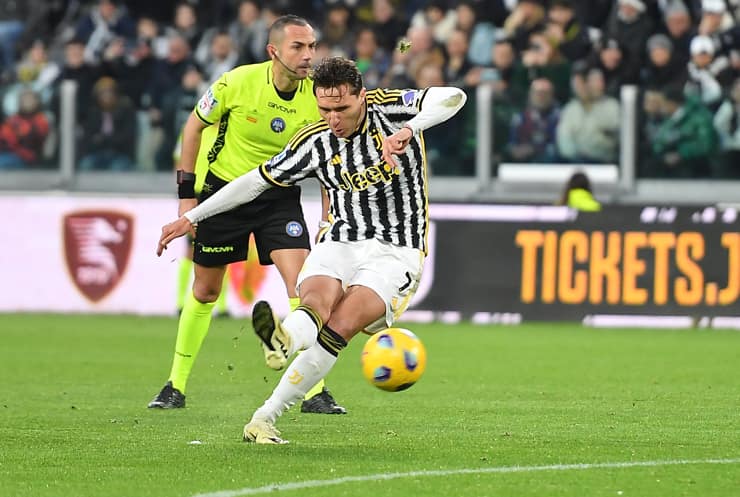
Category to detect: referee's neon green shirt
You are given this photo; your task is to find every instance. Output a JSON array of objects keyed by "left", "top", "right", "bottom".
[{"left": 193, "top": 60, "right": 321, "bottom": 182}]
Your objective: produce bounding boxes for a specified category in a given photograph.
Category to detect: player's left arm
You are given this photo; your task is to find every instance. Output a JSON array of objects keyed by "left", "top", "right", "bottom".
[{"left": 381, "top": 87, "right": 467, "bottom": 167}]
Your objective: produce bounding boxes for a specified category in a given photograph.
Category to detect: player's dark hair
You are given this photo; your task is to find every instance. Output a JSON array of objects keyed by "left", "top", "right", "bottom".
[
  {"left": 268, "top": 15, "right": 311, "bottom": 43},
  {"left": 311, "top": 57, "right": 364, "bottom": 96}
]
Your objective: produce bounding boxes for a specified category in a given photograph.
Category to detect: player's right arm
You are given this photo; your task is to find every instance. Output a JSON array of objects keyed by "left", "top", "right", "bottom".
[{"left": 177, "top": 71, "right": 231, "bottom": 216}]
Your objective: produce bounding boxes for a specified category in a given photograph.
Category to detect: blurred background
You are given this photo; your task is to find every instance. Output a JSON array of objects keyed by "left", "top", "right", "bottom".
[{"left": 0, "top": 0, "right": 737, "bottom": 323}]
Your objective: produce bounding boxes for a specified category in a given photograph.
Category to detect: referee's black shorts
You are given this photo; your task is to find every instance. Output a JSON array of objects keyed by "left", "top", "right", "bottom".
[{"left": 192, "top": 170, "right": 311, "bottom": 267}]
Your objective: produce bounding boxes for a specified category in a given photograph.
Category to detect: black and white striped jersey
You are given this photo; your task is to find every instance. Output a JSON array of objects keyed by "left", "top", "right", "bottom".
[{"left": 258, "top": 88, "right": 431, "bottom": 253}]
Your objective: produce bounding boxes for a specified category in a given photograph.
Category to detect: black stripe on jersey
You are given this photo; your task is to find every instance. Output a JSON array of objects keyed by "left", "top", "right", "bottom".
[
  {"left": 356, "top": 124, "right": 376, "bottom": 239},
  {"left": 375, "top": 116, "right": 406, "bottom": 245},
  {"left": 195, "top": 108, "right": 215, "bottom": 126},
  {"left": 404, "top": 137, "right": 425, "bottom": 250},
  {"left": 207, "top": 112, "right": 230, "bottom": 164},
  {"left": 289, "top": 121, "right": 329, "bottom": 151},
  {"left": 371, "top": 119, "right": 395, "bottom": 242},
  {"left": 341, "top": 137, "right": 360, "bottom": 241}
]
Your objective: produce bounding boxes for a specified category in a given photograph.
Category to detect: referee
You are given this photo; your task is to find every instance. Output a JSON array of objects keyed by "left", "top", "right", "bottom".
[
  {"left": 148, "top": 16, "right": 345, "bottom": 415},
  {"left": 157, "top": 57, "right": 467, "bottom": 443}
]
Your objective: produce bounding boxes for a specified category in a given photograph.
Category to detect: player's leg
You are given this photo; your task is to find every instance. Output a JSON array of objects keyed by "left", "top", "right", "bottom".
[
  {"left": 214, "top": 266, "right": 230, "bottom": 317},
  {"left": 245, "top": 240, "right": 424, "bottom": 442},
  {"left": 148, "top": 264, "right": 226, "bottom": 408},
  {"left": 271, "top": 247, "right": 346, "bottom": 414},
  {"left": 149, "top": 190, "right": 253, "bottom": 408},
  {"left": 176, "top": 240, "right": 195, "bottom": 313},
  {"left": 244, "top": 283, "right": 383, "bottom": 443}
]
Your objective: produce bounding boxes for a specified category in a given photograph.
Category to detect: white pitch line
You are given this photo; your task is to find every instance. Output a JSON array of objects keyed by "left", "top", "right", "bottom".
[{"left": 191, "top": 457, "right": 740, "bottom": 497}]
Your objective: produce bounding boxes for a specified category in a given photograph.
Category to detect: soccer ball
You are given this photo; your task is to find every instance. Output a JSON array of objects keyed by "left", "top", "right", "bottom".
[{"left": 361, "top": 328, "right": 427, "bottom": 392}]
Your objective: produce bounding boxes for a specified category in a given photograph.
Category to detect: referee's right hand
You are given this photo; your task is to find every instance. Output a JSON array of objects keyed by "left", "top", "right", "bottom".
[{"left": 157, "top": 217, "right": 194, "bottom": 256}]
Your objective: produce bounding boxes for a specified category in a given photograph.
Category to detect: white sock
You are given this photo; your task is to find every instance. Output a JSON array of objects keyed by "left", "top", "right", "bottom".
[
  {"left": 251, "top": 342, "right": 337, "bottom": 424},
  {"left": 283, "top": 309, "right": 319, "bottom": 356}
]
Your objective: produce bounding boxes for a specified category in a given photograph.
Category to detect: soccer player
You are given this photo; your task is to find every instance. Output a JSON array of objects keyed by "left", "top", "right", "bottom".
[
  {"left": 156, "top": 57, "right": 467, "bottom": 443},
  {"left": 148, "top": 15, "right": 346, "bottom": 415}
]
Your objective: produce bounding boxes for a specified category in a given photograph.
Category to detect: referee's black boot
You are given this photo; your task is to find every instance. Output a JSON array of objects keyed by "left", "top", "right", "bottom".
[
  {"left": 300, "top": 387, "right": 347, "bottom": 414},
  {"left": 147, "top": 381, "right": 186, "bottom": 409}
]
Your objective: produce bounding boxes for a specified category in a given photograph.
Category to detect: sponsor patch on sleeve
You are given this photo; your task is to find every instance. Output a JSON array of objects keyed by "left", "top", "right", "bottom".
[
  {"left": 267, "top": 150, "right": 287, "bottom": 166},
  {"left": 402, "top": 90, "right": 417, "bottom": 106},
  {"left": 197, "top": 88, "right": 218, "bottom": 117}
]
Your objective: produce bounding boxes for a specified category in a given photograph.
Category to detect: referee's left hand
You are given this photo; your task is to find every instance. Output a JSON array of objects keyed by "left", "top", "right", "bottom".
[
  {"left": 157, "top": 217, "right": 194, "bottom": 256},
  {"left": 382, "top": 127, "right": 413, "bottom": 168}
]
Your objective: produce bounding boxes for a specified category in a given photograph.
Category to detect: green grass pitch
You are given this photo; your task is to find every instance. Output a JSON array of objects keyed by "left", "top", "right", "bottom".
[{"left": 1, "top": 314, "right": 739, "bottom": 497}]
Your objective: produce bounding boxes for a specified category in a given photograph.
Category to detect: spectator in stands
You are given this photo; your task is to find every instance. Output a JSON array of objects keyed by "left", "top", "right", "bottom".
[
  {"left": 53, "top": 39, "right": 101, "bottom": 122},
  {"left": 443, "top": 28, "right": 473, "bottom": 87},
  {"left": 352, "top": 26, "right": 389, "bottom": 89},
  {"left": 0, "top": 89, "right": 49, "bottom": 169},
  {"left": 465, "top": 37, "right": 523, "bottom": 103},
  {"left": 200, "top": 31, "right": 238, "bottom": 83},
  {"left": 641, "top": 33, "right": 688, "bottom": 90},
  {"left": 410, "top": 0, "right": 457, "bottom": 44},
  {"left": 320, "top": 1, "right": 355, "bottom": 57},
  {"left": 149, "top": 34, "right": 197, "bottom": 125},
  {"left": 558, "top": 171, "right": 601, "bottom": 211},
  {"left": 166, "top": 2, "right": 203, "bottom": 52},
  {"left": 593, "top": 38, "right": 639, "bottom": 98},
  {"left": 8, "top": 40, "right": 59, "bottom": 112},
  {"left": 454, "top": 1, "right": 477, "bottom": 35},
  {"left": 502, "top": 0, "right": 547, "bottom": 54},
  {"left": 78, "top": 77, "right": 136, "bottom": 171},
  {"left": 507, "top": 78, "right": 561, "bottom": 163},
  {"left": 648, "top": 85, "right": 717, "bottom": 177},
  {"left": 605, "top": 0, "right": 654, "bottom": 78},
  {"left": 382, "top": 25, "right": 444, "bottom": 89},
  {"left": 159, "top": 64, "right": 207, "bottom": 168},
  {"left": 136, "top": 16, "right": 169, "bottom": 58},
  {"left": 368, "top": 0, "right": 407, "bottom": 54},
  {"left": 0, "top": 1, "right": 30, "bottom": 78},
  {"left": 638, "top": 87, "right": 665, "bottom": 176},
  {"left": 228, "top": 0, "right": 266, "bottom": 65},
  {"left": 546, "top": 0, "right": 592, "bottom": 62},
  {"left": 557, "top": 65, "right": 620, "bottom": 164},
  {"left": 663, "top": 0, "right": 695, "bottom": 64},
  {"left": 460, "top": 1, "right": 496, "bottom": 66},
  {"left": 520, "top": 29, "right": 571, "bottom": 105},
  {"left": 104, "top": 35, "right": 157, "bottom": 110},
  {"left": 685, "top": 35, "right": 734, "bottom": 111},
  {"left": 698, "top": 0, "right": 735, "bottom": 36},
  {"left": 75, "top": 0, "right": 136, "bottom": 64},
  {"left": 713, "top": 77, "right": 740, "bottom": 178}
]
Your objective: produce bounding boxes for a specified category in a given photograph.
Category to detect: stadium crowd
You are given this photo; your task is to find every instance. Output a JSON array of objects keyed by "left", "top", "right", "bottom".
[{"left": 0, "top": 0, "right": 738, "bottom": 177}]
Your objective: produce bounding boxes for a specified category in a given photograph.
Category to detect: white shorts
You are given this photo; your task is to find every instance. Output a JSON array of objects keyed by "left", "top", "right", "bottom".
[{"left": 297, "top": 238, "right": 424, "bottom": 333}]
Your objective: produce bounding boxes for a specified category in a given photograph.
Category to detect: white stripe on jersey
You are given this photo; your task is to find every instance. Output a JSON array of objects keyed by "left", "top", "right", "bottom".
[{"left": 265, "top": 89, "right": 429, "bottom": 253}]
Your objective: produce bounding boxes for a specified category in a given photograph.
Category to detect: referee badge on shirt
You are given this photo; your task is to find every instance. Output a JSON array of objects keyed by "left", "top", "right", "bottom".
[
  {"left": 271, "top": 117, "right": 286, "bottom": 133},
  {"left": 285, "top": 221, "right": 303, "bottom": 237}
]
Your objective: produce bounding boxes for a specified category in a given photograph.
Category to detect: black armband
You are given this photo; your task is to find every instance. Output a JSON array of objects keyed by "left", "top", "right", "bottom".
[{"left": 177, "top": 170, "right": 196, "bottom": 199}]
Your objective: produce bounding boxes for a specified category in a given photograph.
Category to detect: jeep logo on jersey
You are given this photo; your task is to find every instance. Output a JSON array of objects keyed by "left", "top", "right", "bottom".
[
  {"left": 338, "top": 162, "right": 400, "bottom": 191},
  {"left": 285, "top": 221, "right": 303, "bottom": 237},
  {"left": 63, "top": 211, "right": 133, "bottom": 302},
  {"left": 271, "top": 117, "right": 286, "bottom": 133}
]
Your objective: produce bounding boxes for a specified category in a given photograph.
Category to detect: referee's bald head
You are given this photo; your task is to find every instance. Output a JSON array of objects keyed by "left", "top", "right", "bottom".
[{"left": 268, "top": 15, "right": 311, "bottom": 45}]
